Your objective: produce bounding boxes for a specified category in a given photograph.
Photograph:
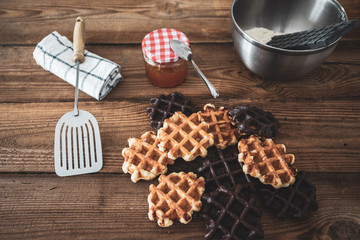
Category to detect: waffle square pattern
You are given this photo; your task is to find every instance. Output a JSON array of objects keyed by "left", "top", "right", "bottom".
[
  {"left": 122, "top": 131, "right": 174, "bottom": 183},
  {"left": 148, "top": 172, "right": 205, "bottom": 227},
  {"left": 198, "top": 145, "right": 252, "bottom": 193},
  {"left": 228, "top": 105, "right": 281, "bottom": 138},
  {"left": 200, "top": 184, "right": 263, "bottom": 240},
  {"left": 238, "top": 135, "right": 297, "bottom": 189},
  {"left": 146, "top": 92, "right": 195, "bottom": 130},
  {"left": 158, "top": 112, "right": 214, "bottom": 161},
  {"left": 198, "top": 104, "right": 237, "bottom": 149},
  {"left": 257, "top": 171, "right": 318, "bottom": 219}
]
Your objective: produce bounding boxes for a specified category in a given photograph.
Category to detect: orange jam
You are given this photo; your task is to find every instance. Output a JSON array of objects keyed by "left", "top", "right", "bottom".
[
  {"left": 142, "top": 28, "right": 190, "bottom": 88},
  {"left": 143, "top": 55, "right": 188, "bottom": 88}
]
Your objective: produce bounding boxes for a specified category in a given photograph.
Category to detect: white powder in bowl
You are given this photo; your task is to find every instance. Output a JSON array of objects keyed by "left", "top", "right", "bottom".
[{"left": 244, "top": 27, "right": 283, "bottom": 44}]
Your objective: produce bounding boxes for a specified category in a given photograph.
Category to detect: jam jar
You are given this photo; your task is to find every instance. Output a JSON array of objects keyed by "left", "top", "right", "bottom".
[{"left": 142, "top": 28, "right": 189, "bottom": 88}]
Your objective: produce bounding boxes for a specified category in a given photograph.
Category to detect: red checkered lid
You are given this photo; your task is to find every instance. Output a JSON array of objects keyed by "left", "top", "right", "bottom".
[{"left": 142, "top": 28, "right": 189, "bottom": 63}]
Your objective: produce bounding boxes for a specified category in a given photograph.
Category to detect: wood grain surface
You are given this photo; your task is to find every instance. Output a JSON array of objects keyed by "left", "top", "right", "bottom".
[
  {"left": 0, "top": 173, "right": 359, "bottom": 240},
  {"left": 0, "top": 0, "right": 359, "bottom": 44},
  {"left": 0, "top": 42, "right": 360, "bottom": 103},
  {"left": 1, "top": 100, "right": 359, "bottom": 173},
  {"left": 0, "top": 0, "right": 359, "bottom": 239}
]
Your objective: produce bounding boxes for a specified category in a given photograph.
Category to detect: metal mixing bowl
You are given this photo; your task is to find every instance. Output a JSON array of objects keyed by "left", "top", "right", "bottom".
[{"left": 231, "top": 0, "right": 347, "bottom": 80}]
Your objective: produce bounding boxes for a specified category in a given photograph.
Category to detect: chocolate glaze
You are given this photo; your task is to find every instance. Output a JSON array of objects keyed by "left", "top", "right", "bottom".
[
  {"left": 197, "top": 145, "right": 253, "bottom": 193},
  {"left": 228, "top": 106, "right": 281, "bottom": 138},
  {"left": 200, "top": 184, "right": 263, "bottom": 240},
  {"left": 146, "top": 92, "right": 195, "bottom": 130},
  {"left": 256, "top": 171, "right": 318, "bottom": 219}
]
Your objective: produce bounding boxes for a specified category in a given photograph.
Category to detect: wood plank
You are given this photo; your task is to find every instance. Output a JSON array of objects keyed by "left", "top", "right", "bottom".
[
  {"left": 0, "top": 0, "right": 233, "bottom": 45},
  {"left": 0, "top": 173, "right": 359, "bottom": 239},
  {"left": 1, "top": 41, "right": 360, "bottom": 103},
  {"left": 1, "top": 1, "right": 359, "bottom": 239},
  {"left": 0, "top": 0, "right": 359, "bottom": 45},
  {"left": 1, "top": 100, "right": 359, "bottom": 173}
]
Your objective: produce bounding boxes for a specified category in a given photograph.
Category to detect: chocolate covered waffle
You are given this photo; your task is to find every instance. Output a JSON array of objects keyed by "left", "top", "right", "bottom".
[
  {"left": 228, "top": 105, "right": 281, "bottom": 138},
  {"left": 200, "top": 184, "right": 263, "bottom": 240},
  {"left": 148, "top": 172, "right": 205, "bottom": 227},
  {"left": 256, "top": 171, "right": 318, "bottom": 219},
  {"left": 197, "top": 145, "right": 253, "bottom": 193},
  {"left": 158, "top": 112, "right": 214, "bottom": 161},
  {"left": 146, "top": 92, "right": 195, "bottom": 130},
  {"left": 238, "top": 135, "right": 297, "bottom": 189},
  {"left": 198, "top": 104, "right": 238, "bottom": 149},
  {"left": 122, "top": 131, "right": 174, "bottom": 183}
]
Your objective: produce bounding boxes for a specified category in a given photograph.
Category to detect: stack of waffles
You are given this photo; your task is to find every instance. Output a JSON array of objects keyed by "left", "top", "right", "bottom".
[{"left": 121, "top": 92, "right": 318, "bottom": 239}]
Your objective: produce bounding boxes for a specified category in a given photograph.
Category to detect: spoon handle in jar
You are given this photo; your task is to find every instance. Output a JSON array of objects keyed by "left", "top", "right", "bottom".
[{"left": 190, "top": 60, "right": 219, "bottom": 98}]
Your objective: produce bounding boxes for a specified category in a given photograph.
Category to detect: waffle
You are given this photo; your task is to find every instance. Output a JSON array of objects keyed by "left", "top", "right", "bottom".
[
  {"left": 158, "top": 112, "right": 214, "bottom": 161},
  {"left": 146, "top": 92, "right": 195, "bottom": 130},
  {"left": 228, "top": 105, "right": 281, "bottom": 138},
  {"left": 238, "top": 135, "right": 297, "bottom": 189},
  {"left": 197, "top": 145, "right": 253, "bottom": 193},
  {"left": 198, "top": 104, "right": 238, "bottom": 149},
  {"left": 122, "top": 131, "right": 174, "bottom": 183},
  {"left": 200, "top": 184, "right": 263, "bottom": 240},
  {"left": 256, "top": 171, "right": 318, "bottom": 219},
  {"left": 148, "top": 172, "right": 205, "bottom": 227},
  {"left": 167, "top": 157, "right": 203, "bottom": 175}
]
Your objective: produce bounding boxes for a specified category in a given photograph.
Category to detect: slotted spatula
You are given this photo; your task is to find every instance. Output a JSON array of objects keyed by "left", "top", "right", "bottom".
[{"left": 54, "top": 17, "right": 103, "bottom": 177}]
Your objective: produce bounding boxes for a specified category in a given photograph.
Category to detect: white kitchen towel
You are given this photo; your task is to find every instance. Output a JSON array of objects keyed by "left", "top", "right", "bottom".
[{"left": 33, "top": 31, "right": 122, "bottom": 100}]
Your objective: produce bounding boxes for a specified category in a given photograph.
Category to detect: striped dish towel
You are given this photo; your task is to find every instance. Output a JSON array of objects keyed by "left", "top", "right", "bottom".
[{"left": 33, "top": 31, "right": 122, "bottom": 100}]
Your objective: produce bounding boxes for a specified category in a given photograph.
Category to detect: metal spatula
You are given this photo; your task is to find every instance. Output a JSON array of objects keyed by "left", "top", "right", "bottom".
[
  {"left": 267, "top": 19, "right": 358, "bottom": 50},
  {"left": 54, "top": 17, "right": 103, "bottom": 177}
]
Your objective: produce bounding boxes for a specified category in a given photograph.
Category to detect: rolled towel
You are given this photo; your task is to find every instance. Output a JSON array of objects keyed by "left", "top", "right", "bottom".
[{"left": 33, "top": 31, "right": 122, "bottom": 100}]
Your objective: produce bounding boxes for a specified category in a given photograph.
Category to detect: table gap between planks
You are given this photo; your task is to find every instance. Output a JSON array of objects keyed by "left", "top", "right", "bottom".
[{"left": 0, "top": 0, "right": 359, "bottom": 239}]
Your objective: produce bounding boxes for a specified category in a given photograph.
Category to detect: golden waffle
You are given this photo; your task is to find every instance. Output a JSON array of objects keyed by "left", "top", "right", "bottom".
[
  {"left": 198, "top": 104, "right": 237, "bottom": 149},
  {"left": 148, "top": 172, "right": 205, "bottom": 227},
  {"left": 157, "top": 112, "right": 214, "bottom": 161},
  {"left": 238, "top": 135, "right": 297, "bottom": 189},
  {"left": 122, "top": 131, "right": 174, "bottom": 183}
]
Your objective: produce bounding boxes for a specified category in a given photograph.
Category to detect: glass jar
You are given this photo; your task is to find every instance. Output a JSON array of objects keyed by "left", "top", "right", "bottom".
[
  {"left": 143, "top": 55, "right": 188, "bottom": 88},
  {"left": 142, "top": 28, "right": 189, "bottom": 88}
]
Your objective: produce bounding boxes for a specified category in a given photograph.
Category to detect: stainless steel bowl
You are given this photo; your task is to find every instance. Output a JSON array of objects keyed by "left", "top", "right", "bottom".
[{"left": 231, "top": 0, "right": 347, "bottom": 80}]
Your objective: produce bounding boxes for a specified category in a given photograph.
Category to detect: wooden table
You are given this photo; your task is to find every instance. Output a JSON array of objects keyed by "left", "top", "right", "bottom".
[{"left": 1, "top": 0, "right": 359, "bottom": 239}]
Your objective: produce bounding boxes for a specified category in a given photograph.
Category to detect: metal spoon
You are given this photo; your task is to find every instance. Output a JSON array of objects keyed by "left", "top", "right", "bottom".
[{"left": 170, "top": 39, "right": 219, "bottom": 98}]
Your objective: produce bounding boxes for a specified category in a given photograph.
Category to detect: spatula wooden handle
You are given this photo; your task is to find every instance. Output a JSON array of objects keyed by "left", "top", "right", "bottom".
[{"left": 72, "top": 17, "right": 85, "bottom": 63}]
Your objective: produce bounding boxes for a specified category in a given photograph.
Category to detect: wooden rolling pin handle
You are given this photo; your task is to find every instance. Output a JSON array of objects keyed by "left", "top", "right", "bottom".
[{"left": 72, "top": 17, "right": 85, "bottom": 63}]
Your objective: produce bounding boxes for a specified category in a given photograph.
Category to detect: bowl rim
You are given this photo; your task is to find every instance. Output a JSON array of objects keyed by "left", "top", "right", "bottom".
[{"left": 231, "top": 0, "right": 348, "bottom": 54}]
